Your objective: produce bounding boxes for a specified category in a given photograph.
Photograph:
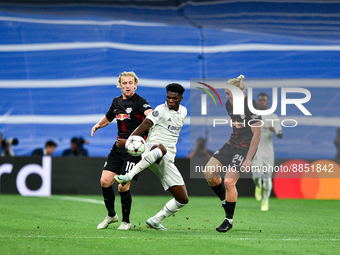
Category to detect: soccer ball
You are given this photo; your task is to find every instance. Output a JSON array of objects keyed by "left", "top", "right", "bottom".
[{"left": 125, "top": 135, "right": 146, "bottom": 156}]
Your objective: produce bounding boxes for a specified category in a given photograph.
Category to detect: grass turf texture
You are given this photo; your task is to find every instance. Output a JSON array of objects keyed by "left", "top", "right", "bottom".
[{"left": 0, "top": 195, "right": 339, "bottom": 255}]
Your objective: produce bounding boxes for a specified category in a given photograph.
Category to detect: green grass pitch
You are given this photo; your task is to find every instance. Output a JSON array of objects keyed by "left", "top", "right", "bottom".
[{"left": 0, "top": 195, "right": 339, "bottom": 255}]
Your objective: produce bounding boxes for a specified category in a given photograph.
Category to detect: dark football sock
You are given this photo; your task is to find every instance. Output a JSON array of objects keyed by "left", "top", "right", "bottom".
[
  {"left": 102, "top": 186, "right": 116, "bottom": 217},
  {"left": 211, "top": 182, "right": 226, "bottom": 201},
  {"left": 223, "top": 201, "right": 236, "bottom": 219},
  {"left": 120, "top": 190, "right": 132, "bottom": 223}
]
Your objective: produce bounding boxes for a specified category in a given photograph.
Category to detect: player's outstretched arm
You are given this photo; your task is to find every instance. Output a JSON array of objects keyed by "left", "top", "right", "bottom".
[
  {"left": 116, "top": 119, "right": 154, "bottom": 148},
  {"left": 91, "top": 116, "right": 113, "bottom": 137},
  {"left": 131, "top": 119, "right": 153, "bottom": 137}
]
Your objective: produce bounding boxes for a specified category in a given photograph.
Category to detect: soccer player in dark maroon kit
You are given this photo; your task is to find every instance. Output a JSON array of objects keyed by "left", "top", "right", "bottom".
[
  {"left": 203, "top": 75, "right": 262, "bottom": 232},
  {"left": 91, "top": 71, "right": 152, "bottom": 230}
]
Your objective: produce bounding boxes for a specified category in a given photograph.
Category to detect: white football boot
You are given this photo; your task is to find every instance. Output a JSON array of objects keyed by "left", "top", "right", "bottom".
[
  {"left": 117, "top": 221, "right": 132, "bottom": 230},
  {"left": 97, "top": 215, "right": 119, "bottom": 229}
]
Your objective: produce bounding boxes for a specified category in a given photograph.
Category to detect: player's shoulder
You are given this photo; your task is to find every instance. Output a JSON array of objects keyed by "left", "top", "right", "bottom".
[
  {"left": 155, "top": 103, "right": 168, "bottom": 111},
  {"left": 179, "top": 104, "right": 187, "bottom": 116},
  {"left": 148, "top": 103, "right": 167, "bottom": 118},
  {"left": 179, "top": 104, "right": 187, "bottom": 111},
  {"left": 134, "top": 93, "right": 145, "bottom": 100},
  {"left": 157, "top": 103, "right": 168, "bottom": 113},
  {"left": 112, "top": 95, "right": 123, "bottom": 103},
  {"left": 134, "top": 93, "right": 151, "bottom": 107},
  {"left": 132, "top": 93, "right": 143, "bottom": 101}
]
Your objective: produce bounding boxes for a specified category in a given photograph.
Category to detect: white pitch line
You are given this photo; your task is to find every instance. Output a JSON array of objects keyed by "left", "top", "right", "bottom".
[{"left": 49, "top": 195, "right": 104, "bottom": 204}]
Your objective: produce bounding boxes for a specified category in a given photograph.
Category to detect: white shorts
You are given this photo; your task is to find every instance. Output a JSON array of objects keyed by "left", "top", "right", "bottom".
[
  {"left": 143, "top": 144, "right": 185, "bottom": 190},
  {"left": 251, "top": 154, "right": 275, "bottom": 178}
]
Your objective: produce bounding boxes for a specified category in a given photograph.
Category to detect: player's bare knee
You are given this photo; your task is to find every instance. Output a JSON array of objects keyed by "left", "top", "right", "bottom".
[
  {"left": 205, "top": 176, "right": 220, "bottom": 187},
  {"left": 212, "top": 178, "right": 223, "bottom": 187},
  {"left": 204, "top": 176, "right": 213, "bottom": 185},
  {"left": 204, "top": 167, "right": 218, "bottom": 180},
  {"left": 224, "top": 178, "right": 236, "bottom": 190},
  {"left": 151, "top": 144, "right": 167, "bottom": 155},
  {"left": 100, "top": 177, "right": 112, "bottom": 188},
  {"left": 178, "top": 195, "right": 189, "bottom": 205},
  {"left": 182, "top": 196, "right": 189, "bottom": 205},
  {"left": 159, "top": 144, "right": 167, "bottom": 155},
  {"left": 203, "top": 168, "right": 216, "bottom": 177}
]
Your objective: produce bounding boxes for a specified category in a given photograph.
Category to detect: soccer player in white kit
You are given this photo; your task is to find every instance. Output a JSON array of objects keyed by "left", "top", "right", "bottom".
[
  {"left": 252, "top": 93, "right": 282, "bottom": 211},
  {"left": 115, "top": 83, "right": 189, "bottom": 230}
]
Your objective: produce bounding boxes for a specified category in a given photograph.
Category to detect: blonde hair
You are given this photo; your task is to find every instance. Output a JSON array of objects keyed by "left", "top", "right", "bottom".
[
  {"left": 226, "top": 74, "right": 245, "bottom": 92},
  {"left": 117, "top": 71, "right": 139, "bottom": 90}
]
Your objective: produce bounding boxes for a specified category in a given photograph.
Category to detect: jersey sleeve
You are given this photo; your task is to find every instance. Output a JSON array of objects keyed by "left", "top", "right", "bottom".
[
  {"left": 182, "top": 106, "right": 188, "bottom": 120},
  {"left": 137, "top": 97, "right": 152, "bottom": 115},
  {"left": 146, "top": 104, "right": 165, "bottom": 125},
  {"left": 105, "top": 100, "right": 116, "bottom": 120}
]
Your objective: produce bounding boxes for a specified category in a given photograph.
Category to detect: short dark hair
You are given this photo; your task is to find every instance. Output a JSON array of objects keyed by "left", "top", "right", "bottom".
[
  {"left": 71, "top": 137, "right": 78, "bottom": 143},
  {"left": 258, "top": 92, "right": 269, "bottom": 99},
  {"left": 166, "top": 83, "right": 185, "bottom": 96},
  {"left": 45, "top": 140, "right": 57, "bottom": 147}
]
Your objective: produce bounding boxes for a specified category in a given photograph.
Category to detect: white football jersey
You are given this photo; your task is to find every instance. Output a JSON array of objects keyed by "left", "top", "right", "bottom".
[
  {"left": 146, "top": 102, "right": 187, "bottom": 155},
  {"left": 256, "top": 113, "right": 282, "bottom": 158}
]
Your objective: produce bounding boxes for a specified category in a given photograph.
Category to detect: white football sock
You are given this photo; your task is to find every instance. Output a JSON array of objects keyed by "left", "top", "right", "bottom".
[
  {"left": 225, "top": 218, "right": 233, "bottom": 224},
  {"left": 262, "top": 178, "right": 272, "bottom": 204},
  {"left": 127, "top": 148, "right": 163, "bottom": 179},
  {"left": 152, "top": 198, "right": 186, "bottom": 223}
]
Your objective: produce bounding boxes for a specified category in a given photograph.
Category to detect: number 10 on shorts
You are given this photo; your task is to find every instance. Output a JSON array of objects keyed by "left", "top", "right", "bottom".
[{"left": 125, "top": 161, "right": 136, "bottom": 173}]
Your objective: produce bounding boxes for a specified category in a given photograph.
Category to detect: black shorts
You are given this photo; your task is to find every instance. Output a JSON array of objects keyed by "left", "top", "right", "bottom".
[
  {"left": 212, "top": 143, "right": 249, "bottom": 172},
  {"left": 103, "top": 145, "right": 140, "bottom": 181}
]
